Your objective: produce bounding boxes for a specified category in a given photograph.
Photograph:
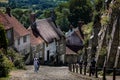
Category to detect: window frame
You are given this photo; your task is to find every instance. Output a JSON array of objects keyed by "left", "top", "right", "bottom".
[
  {"left": 18, "top": 38, "right": 20, "bottom": 45},
  {"left": 23, "top": 35, "right": 27, "bottom": 43}
]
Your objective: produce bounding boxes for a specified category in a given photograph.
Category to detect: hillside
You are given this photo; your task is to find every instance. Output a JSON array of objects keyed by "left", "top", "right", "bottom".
[
  {"left": 0, "top": 0, "right": 8, "bottom": 3},
  {"left": 9, "top": 0, "right": 69, "bottom": 9}
]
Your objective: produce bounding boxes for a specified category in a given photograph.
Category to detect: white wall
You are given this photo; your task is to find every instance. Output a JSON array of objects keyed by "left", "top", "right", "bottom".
[
  {"left": 44, "top": 40, "right": 56, "bottom": 61},
  {"left": 61, "top": 54, "right": 65, "bottom": 64},
  {"left": 14, "top": 35, "right": 30, "bottom": 54}
]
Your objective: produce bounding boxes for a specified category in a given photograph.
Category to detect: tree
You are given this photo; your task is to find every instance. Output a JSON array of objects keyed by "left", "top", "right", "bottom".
[
  {"left": 56, "top": 8, "right": 69, "bottom": 32},
  {"left": 54, "top": 2, "right": 70, "bottom": 32},
  {"left": 8, "top": 0, "right": 17, "bottom": 8},
  {"left": 94, "top": 0, "right": 104, "bottom": 11},
  {"left": 0, "top": 24, "right": 8, "bottom": 51},
  {"left": 12, "top": 9, "right": 31, "bottom": 28},
  {"left": 0, "top": 50, "right": 13, "bottom": 77},
  {"left": 68, "top": 0, "right": 92, "bottom": 27}
]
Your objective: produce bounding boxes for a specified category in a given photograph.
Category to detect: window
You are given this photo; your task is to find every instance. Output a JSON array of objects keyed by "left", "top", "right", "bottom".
[
  {"left": 23, "top": 49, "right": 26, "bottom": 54},
  {"left": 7, "top": 29, "right": 12, "bottom": 41},
  {"left": 23, "top": 36, "right": 27, "bottom": 43},
  {"left": 46, "top": 43, "right": 48, "bottom": 47},
  {"left": 23, "top": 49, "right": 27, "bottom": 54},
  {"left": 6, "top": 29, "right": 13, "bottom": 45},
  {"left": 18, "top": 38, "right": 20, "bottom": 45},
  {"left": 55, "top": 39, "right": 58, "bottom": 46}
]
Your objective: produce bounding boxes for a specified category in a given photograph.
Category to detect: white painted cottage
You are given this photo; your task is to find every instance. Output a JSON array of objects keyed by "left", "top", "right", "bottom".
[
  {"left": 0, "top": 7, "right": 31, "bottom": 64},
  {"left": 0, "top": 11, "right": 14, "bottom": 47},
  {"left": 30, "top": 13, "right": 65, "bottom": 65},
  {"left": 5, "top": 8, "right": 30, "bottom": 55}
]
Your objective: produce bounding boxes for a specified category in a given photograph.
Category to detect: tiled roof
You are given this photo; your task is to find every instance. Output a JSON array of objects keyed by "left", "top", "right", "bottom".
[
  {"left": 28, "top": 28, "right": 44, "bottom": 46},
  {"left": 66, "top": 47, "right": 77, "bottom": 55},
  {"left": 34, "top": 18, "right": 61, "bottom": 43},
  {"left": 4, "top": 14, "right": 30, "bottom": 40},
  {"left": 0, "top": 12, "right": 12, "bottom": 30}
]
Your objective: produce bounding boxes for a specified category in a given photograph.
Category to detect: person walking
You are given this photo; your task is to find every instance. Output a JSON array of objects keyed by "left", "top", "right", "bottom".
[
  {"left": 79, "top": 60, "right": 83, "bottom": 74},
  {"left": 37, "top": 58, "right": 40, "bottom": 70},
  {"left": 34, "top": 58, "right": 39, "bottom": 73}
]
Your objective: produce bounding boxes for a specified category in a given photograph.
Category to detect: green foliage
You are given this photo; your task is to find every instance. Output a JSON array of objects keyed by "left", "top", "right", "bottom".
[
  {"left": 0, "top": 0, "right": 8, "bottom": 3},
  {"left": 97, "top": 46, "right": 107, "bottom": 67},
  {"left": 111, "top": 0, "right": 120, "bottom": 17},
  {"left": 42, "top": 9, "right": 51, "bottom": 18},
  {"left": 92, "top": 0, "right": 104, "bottom": 26},
  {"left": 54, "top": 2, "right": 70, "bottom": 32},
  {"left": 93, "top": 11, "right": 101, "bottom": 24},
  {"left": 0, "top": 0, "right": 8, "bottom": 7},
  {"left": 99, "top": 47, "right": 107, "bottom": 56},
  {"left": 101, "top": 14, "right": 110, "bottom": 26},
  {"left": 94, "top": 0, "right": 104, "bottom": 11},
  {"left": 9, "top": 0, "right": 69, "bottom": 9},
  {"left": 0, "top": 24, "right": 8, "bottom": 50},
  {"left": 56, "top": 8, "right": 70, "bottom": 32},
  {"left": 98, "top": 71, "right": 103, "bottom": 76},
  {"left": 82, "top": 22, "right": 93, "bottom": 46},
  {"left": 68, "top": 0, "right": 92, "bottom": 27},
  {"left": 0, "top": 50, "right": 13, "bottom": 77},
  {"left": 12, "top": 9, "right": 31, "bottom": 28},
  {"left": 56, "top": 2, "right": 69, "bottom": 13},
  {"left": 7, "top": 49, "right": 25, "bottom": 69},
  {"left": 78, "top": 49, "right": 84, "bottom": 56},
  {"left": 0, "top": 77, "right": 9, "bottom": 80}
]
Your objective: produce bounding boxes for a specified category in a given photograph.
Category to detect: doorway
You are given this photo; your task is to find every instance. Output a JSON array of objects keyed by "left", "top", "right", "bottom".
[{"left": 47, "top": 50, "right": 50, "bottom": 62}]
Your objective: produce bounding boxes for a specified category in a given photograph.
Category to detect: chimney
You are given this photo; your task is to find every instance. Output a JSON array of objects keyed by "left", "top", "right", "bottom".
[
  {"left": 6, "top": 7, "right": 11, "bottom": 17},
  {"left": 50, "top": 9, "right": 57, "bottom": 27},
  {"left": 30, "top": 13, "right": 40, "bottom": 37},
  {"left": 30, "top": 13, "right": 36, "bottom": 25},
  {"left": 51, "top": 9, "right": 56, "bottom": 22},
  {"left": 78, "top": 21, "right": 84, "bottom": 29}
]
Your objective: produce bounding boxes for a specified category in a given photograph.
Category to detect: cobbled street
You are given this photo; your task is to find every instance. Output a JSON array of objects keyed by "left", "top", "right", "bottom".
[{"left": 10, "top": 66, "right": 85, "bottom": 80}]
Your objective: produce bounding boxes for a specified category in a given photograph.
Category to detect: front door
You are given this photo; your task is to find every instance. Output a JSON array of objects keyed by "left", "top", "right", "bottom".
[{"left": 47, "top": 50, "right": 50, "bottom": 62}]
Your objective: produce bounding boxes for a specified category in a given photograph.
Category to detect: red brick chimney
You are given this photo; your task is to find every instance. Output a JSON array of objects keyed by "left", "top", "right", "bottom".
[
  {"left": 6, "top": 7, "right": 11, "bottom": 17},
  {"left": 30, "top": 13, "right": 40, "bottom": 37}
]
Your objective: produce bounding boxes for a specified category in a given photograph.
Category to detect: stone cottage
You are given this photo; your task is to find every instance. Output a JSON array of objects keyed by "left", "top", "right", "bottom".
[
  {"left": 65, "top": 47, "right": 78, "bottom": 64},
  {"left": 29, "top": 13, "right": 65, "bottom": 65},
  {"left": 66, "top": 22, "right": 84, "bottom": 53},
  {"left": 5, "top": 7, "right": 30, "bottom": 55}
]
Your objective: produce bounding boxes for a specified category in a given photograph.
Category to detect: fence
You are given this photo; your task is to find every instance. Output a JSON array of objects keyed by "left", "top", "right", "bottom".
[{"left": 68, "top": 63, "right": 120, "bottom": 80}]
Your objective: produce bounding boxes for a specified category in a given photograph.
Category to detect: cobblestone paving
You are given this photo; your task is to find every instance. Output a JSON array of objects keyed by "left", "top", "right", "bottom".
[{"left": 10, "top": 66, "right": 85, "bottom": 80}]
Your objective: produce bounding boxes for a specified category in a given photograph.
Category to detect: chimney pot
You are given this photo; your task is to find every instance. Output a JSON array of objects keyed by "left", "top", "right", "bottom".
[
  {"left": 30, "top": 13, "right": 36, "bottom": 25},
  {"left": 6, "top": 7, "right": 11, "bottom": 17},
  {"left": 51, "top": 9, "right": 56, "bottom": 22}
]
